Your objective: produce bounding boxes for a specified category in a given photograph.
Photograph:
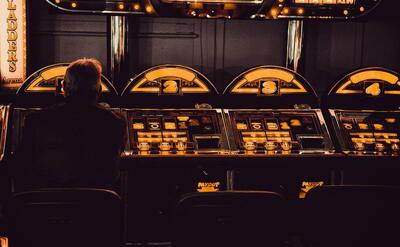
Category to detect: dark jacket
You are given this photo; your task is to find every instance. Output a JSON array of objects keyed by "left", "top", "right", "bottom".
[{"left": 12, "top": 100, "right": 126, "bottom": 191}]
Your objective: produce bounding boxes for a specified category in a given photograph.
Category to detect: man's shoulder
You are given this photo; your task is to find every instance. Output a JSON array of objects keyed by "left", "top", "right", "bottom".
[
  {"left": 93, "top": 104, "right": 126, "bottom": 127},
  {"left": 24, "top": 104, "right": 63, "bottom": 123}
]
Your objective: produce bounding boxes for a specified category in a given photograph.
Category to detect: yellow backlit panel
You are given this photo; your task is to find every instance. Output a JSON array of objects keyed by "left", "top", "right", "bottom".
[
  {"left": 350, "top": 70, "right": 398, "bottom": 84},
  {"left": 130, "top": 68, "right": 210, "bottom": 93},
  {"left": 146, "top": 68, "right": 196, "bottom": 82},
  {"left": 244, "top": 68, "right": 294, "bottom": 83},
  {"left": 26, "top": 66, "right": 67, "bottom": 92}
]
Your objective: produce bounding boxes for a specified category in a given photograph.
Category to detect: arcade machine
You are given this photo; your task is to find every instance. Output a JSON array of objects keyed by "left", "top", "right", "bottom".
[
  {"left": 325, "top": 67, "right": 400, "bottom": 185},
  {"left": 221, "top": 65, "right": 336, "bottom": 197},
  {"left": 119, "top": 64, "right": 230, "bottom": 242},
  {"left": 11, "top": 63, "right": 118, "bottom": 154}
]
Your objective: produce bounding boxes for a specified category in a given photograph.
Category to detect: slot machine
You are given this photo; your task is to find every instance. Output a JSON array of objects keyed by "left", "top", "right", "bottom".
[
  {"left": 119, "top": 64, "right": 230, "bottom": 242},
  {"left": 221, "top": 65, "right": 336, "bottom": 196},
  {"left": 11, "top": 63, "right": 118, "bottom": 155},
  {"left": 325, "top": 67, "right": 400, "bottom": 185}
]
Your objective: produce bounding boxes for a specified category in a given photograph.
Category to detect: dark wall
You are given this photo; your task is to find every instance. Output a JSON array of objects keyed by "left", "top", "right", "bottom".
[
  {"left": 28, "top": 1, "right": 108, "bottom": 75},
  {"left": 28, "top": 0, "right": 399, "bottom": 96}
]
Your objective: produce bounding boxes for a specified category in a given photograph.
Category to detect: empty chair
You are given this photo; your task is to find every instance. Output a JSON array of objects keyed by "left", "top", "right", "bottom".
[
  {"left": 173, "top": 191, "right": 290, "bottom": 247},
  {"left": 2, "top": 188, "right": 123, "bottom": 247},
  {"left": 304, "top": 185, "right": 400, "bottom": 247}
]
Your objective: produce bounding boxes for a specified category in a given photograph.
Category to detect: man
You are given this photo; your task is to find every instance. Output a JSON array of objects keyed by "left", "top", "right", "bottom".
[{"left": 12, "top": 58, "right": 126, "bottom": 191}]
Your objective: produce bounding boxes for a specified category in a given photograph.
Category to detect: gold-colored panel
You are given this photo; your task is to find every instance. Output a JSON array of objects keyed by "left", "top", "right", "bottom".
[
  {"left": 146, "top": 68, "right": 196, "bottom": 82},
  {"left": 336, "top": 80, "right": 363, "bottom": 94},
  {"left": 230, "top": 68, "right": 308, "bottom": 94},
  {"left": 130, "top": 68, "right": 209, "bottom": 93},
  {"left": 131, "top": 78, "right": 158, "bottom": 93},
  {"left": 244, "top": 68, "right": 294, "bottom": 82},
  {"left": 182, "top": 78, "right": 209, "bottom": 93},
  {"left": 280, "top": 79, "right": 307, "bottom": 93},
  {"left": 384, "top": 91, "right": 400, "bottom": 95},
  {"left": 350, "top": 70, "right": 398, "bottom": 84},
  {"left": 26, "top": 66, "right": 67, "bottom": 92}
]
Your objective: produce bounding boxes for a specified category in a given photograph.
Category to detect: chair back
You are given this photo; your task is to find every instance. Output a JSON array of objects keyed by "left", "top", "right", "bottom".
[
  {"left": 3, "top": 188, "right": 123, "bottom": 247},
  {"left": 173, "top": 191, "right": 289, "bottom": 247}
]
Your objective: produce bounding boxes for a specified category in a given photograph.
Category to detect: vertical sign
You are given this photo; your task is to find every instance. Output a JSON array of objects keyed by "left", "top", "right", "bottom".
[{"left": 0, "top": 0, "right": 27, "bottom": 88}]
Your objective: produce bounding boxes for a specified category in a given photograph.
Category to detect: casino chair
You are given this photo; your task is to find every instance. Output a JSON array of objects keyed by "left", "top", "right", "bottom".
[
  {"left": 303, "top": 185, "right": 400, "bottom": 247},
  {"left": 172, "top": 191, "right": 291, "bottom": 247},
  {"left": 2, "top": 188, "right": 123, "bottom": 247}
]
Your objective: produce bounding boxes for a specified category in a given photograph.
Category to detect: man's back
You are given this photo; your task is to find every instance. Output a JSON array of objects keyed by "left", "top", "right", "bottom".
[{"left": 13, "top": 101, "right": 126, "bottom": 190}]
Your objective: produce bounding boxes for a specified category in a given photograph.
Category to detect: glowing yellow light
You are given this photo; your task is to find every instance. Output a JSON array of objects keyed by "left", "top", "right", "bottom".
[
  {"left": 133, "top": 3, "right": 141, "bottom": 11},
  {"left": 297, "top": 8, "right": 304, "bottom": 14},
  {"left": 282, "top": 7, "right": 289, "bottom": 14},
  {"left": 55, "top": 0, "right": 61, "bottom": 4},
  {"left": 145, "top": 5, "right": 153, "bottom": 13},
  {"left": 278, "top": 0, "right": 284, "bottom": 2},
  {"left": 270, "top": 8, "right": 278, "bottom": 16},
  {"left": 118, "top": 3, "right": 125, "bottom": 10},
  {"left": 71, "top": 2, "right": 77, "bottom": 8},
  {"left": 360, "top": 6, "right": 365, "bottom": 12},
  {"left": 343, "top": 9, "right": 349, "bottom": 15}
]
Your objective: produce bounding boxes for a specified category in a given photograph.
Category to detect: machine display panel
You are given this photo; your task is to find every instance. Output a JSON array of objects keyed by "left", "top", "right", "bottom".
[
  {"left": 123, "top": 109, "right": 229, "bottom": 155},
  {"left": 330, "top": 110, "right": 400, "bottom": 154},
  {"left": 224, "top": 109, "right": 334, "bottom": 154}
]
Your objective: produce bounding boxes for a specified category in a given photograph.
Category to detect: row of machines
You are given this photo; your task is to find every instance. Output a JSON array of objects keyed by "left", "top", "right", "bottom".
[
  {"left": 0, "top": 64, "right": 399, "bottom": 242},
  {"left": 3, "top": 64, "right": 398, "bottom": 157}
]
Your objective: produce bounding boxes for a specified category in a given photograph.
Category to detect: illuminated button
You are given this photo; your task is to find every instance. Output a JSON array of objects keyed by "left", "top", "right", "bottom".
[
  {"left": 133, "top": 122, "right": 145, "bottom": 130},
  {"left": 391, "top": 143, "right": 399, "bottom": 152},
  {"left": 243, "top": 142, "right": 256, "bottom": 151},
  {"left": 280, "top": 122, "right": 290, "bottom": 130},
  {"left": 55, "top": 0, "right": 61, "bottom": 3},
  {"left": 176, "top": 142, "right": 187, "bottom": 151},
  {"left": 373, "top": 124, "right": 384, "bottom": 131},
  {"left": 290, "top": 119, "right": 302, "bottom": 127},
  {"left": 137, "top": 142, "right": 151, "bottom": 151},
  {"left": 343, "top": 123, "right": 353, "bottom": 130},
  {"left": 164, "top": 122, "right": 177, "bottom": 130},
  {"left": 178, "top": 122, "right": 188, "bottom": 129},
  {"left": 280, "top": 142, "right": 292, "bottom": 151},
  {"left": 159, "top": 142, "right": 171, "bottom": 151},
  {"left": 385, "top": 118, "right": 396, "bottom": 124},
  {"left": 264, "top": 141, "right": 277, "bottom": 151},
  {"left": 266, "top": 122, "right": 279, "bottom": 130},
  {"left": 359, "top": 6, "right": 365, "bottom": 12},
  {"left": 251, "top": 122, "right": 263, "bottom": 130},
  {"left": 71, "top": 2, "right": 77, "bottom": 8},
  {"left": 354, "top": 142, "right": 365, "bottom": 151},
  {"left": 236, "top": 123, "right": 248, "bottom": 130},
  {"left": 358, "top": 123, "right": 369, "bottom": 130},
  {"left": 375, "top": 143, "right": 385, "bottom": 152},
  {"left": 343, "top": 9, "right": 349, "bottom": 15},
  {"left": 177, "top": 116, "right": 189, "bottom": 121}
]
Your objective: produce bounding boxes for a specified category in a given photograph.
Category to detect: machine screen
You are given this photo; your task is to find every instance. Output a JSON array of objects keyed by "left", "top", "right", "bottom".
[
  {"left": 124, "top": 109, "right": 227, "bottom": 154},
  {"left": 332, "top": 110, "right": 400, "bottom": 154},
  {"left": 225, "top": 110, "right": 332, "bottom": 154}
]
